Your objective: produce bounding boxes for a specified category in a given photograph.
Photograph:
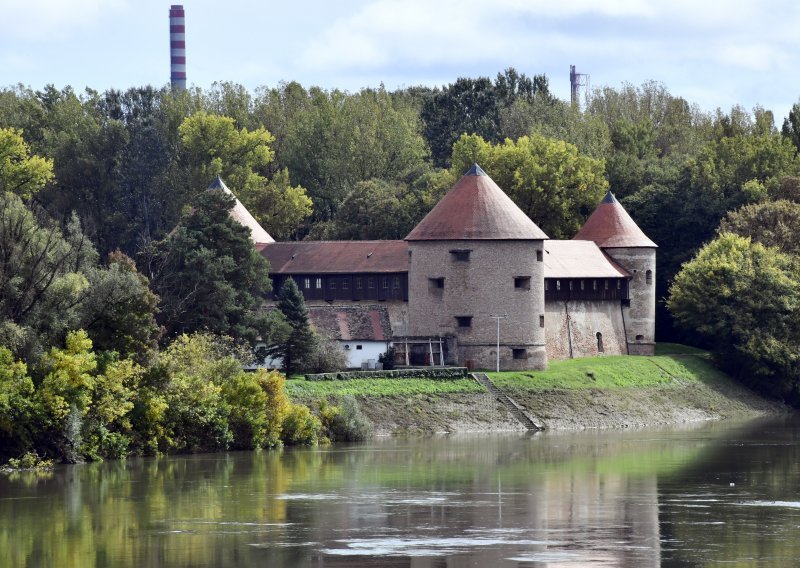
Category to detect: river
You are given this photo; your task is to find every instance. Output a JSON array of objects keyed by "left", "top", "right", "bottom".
[{"left": 2, "top": 416, "right": 800, "bottom": 567}]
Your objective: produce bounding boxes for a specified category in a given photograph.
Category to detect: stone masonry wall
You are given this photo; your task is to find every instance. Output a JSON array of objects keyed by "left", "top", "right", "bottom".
[
  {"left": 407, "top": 239, "right": 546, "bottom": 370},
  {"left": 545, "top": 300, "right": 627, "bottom": 361}
]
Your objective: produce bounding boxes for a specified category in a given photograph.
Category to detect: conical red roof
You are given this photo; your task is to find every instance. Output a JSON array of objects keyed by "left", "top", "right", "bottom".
[
  {"left": 574, "top": 191, "right": 656, "bottom": 248},
  {"left": 405, "top": 164, "right": 548, "bottom": 241}
]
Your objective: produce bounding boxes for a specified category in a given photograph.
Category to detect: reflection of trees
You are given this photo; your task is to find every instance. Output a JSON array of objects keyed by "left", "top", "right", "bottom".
[
  {"left": 658, "top": 416, "right": 800, "bottom": 565},
  {"left": 0, "top": 423, "right": 771, "bottom": 567}
]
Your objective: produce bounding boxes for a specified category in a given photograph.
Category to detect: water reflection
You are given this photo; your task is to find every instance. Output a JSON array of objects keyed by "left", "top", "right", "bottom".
[{"left": 2, "top": 417, "right": 800, "bottom": 567}]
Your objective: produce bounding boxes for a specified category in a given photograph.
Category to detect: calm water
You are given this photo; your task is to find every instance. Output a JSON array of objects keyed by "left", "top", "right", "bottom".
[{"left": 3, "top": 416, "right": 800, "bottom": 567}]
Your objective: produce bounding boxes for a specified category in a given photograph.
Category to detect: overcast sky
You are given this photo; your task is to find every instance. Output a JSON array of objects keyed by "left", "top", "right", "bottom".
[{"left": 2, "top": 0, "right": 800, "bottom": 122}]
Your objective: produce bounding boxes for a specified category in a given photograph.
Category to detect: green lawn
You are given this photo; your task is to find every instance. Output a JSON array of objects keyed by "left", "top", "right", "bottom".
[
  {"left": 489, "top": 348, "right": 726, "bottom": 392},
  {"left": 286, "top": 377, "right": 485, "bottom": 399}
]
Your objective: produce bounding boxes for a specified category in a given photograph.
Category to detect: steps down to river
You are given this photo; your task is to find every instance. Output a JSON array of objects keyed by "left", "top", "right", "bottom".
[{"left": 471, "top": 373, "right": 545, "bottom": 431}]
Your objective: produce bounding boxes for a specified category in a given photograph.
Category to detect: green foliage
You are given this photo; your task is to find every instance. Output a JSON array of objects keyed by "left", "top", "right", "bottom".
[
  {"left": 281, "top": 403, "right": 320, "bottom": 446},
  {"left": 178, "top": 111, "right": 311, "bottom": 238},
  {"left": 0, "top": 127, "right": 53, "bottom": 198},
  {"left": 0, "top": 347, "right": 35, "bottom": 457},
  {"left": 300, "top": 335, "right": 348, "bottom": 374},
  {"left": 719, "top": 200, "right": 800, "bottom": 256},
  {"left": 668, "top": 234, "right": 800, "bottom": 401},
  {"left": 273, "top": 278, "right": 317, "bottom": 376},
  {"left": 448, "top": 133, "right": 607, "bottom": 238},
  {"left": 148, "top": 189, "right": 273, "bottom": 345},
  {"left": 3, "top": 451, "right": 53, "bottom": 471},
  {"left": 317, "top": 396, "right": 372, "bottom": 442}
]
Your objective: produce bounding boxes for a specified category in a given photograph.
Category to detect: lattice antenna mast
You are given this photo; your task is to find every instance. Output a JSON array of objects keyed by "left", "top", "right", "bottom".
[{"left": 570, "top": 65, "right": 589, "bottom": 108}]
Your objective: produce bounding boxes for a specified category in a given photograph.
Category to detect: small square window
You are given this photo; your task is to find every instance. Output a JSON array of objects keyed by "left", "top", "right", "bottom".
[
  {"left": 304, "top": 278, "right": 310, "bottom": 289},
  {"left": 316, "top": 278, "right": 322, "bottom": 289},
  {"left": 393, "top": 276, "right": 400, "bottom": 289},
  {"left": 593, "top": 280, "right": 597, "bottom": 290},
  {"left": 382, "top": 278, "right": 389, "bottom": 289},
  {"left": 429, "top": 277, "right": 444, "bottom": 289},
  {"left": 604, "top": 280, "right": 609, "bottom": 290},
  {"left": 536, "top": 250, "right": 543, "bottom": 262},
  {"left": 368, "top": 278, "right": 374, "bottom": 289},
  {"left": 617, "top": 280, "right": 621, "bottom": 290},
  {"left": 342, "top": 279, "right": 349, "bottom": 290},
  {"left": 539, "top": 315, "right": 545, "bottom": 328},
  {"left": 512, "top": 348, "right": 527, "bottom": 360},
  {"left": 514, "top": 276, "right": 531, "bottom": 290},
  {"left": 556, "top": 280, "right": 561, "bottom": 291},
  {"left": 356, "top": 345, "right": 363, "bottom": 350},
  {"left": 580, "top": 280, "right": 585, "bottom": 290},
  {"left": 646, "top": 270, "right": 653, "bottom": 285},
  {"left": 356, "top": 278, "right": 363, "bottom": 290},
  {"left": 330, "top": 279, "right": 336, "bottom": 290},
  {"left": 545, "top": 280, "right": 549, "bottom": 291},
  {"left": 455, "top": 316, "right": 472, "bottom": 328},
  {"left": 450, "top": 249, "right": 471, "bottom": 261}
]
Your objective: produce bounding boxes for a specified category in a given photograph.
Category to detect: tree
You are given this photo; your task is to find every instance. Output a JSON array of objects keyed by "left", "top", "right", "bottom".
[
  {"left": 273, "top": 278, "right": 316, "bottom": 376},
  {"left": 719, "top": 200, "right": 800, "bottom": 257},
  {"left": 178, "top": 111, "right": 311, "bottom": 239},
  {"left": 0, "top": 193, "right": 96, "bottom": 361},
  {"left": 668, "top": 234, "right": 800, "bottom": 402},
  {"left": 0, "top": 127, "right": 53, "bottom": 198},
  {"left": 147, "top": 189, "right": 275, "bottom": 345},
  {"left": 448, "top": 133, "right": 607, "bottom": 238}
]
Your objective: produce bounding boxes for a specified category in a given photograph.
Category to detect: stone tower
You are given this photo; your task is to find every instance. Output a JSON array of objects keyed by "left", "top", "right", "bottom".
[
  {"left": 574, "top": 191, "right": 657, "bottom": 355},
  {"left": 405, "top": 164, "right": 549, "bottom": 370}
]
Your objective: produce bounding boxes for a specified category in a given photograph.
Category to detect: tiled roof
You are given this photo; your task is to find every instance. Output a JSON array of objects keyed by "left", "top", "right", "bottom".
[
  {"left": 405, "top": 164, "right": 548, "bottom": 241},
  {"left": 544, "top": 240, "right": 630, "bottom": 278},
  {"left": 306, "top": 305, "right": 391, "bottom": 341},
  {"left": 208, "top": 176, "right": 275, "bottom": 245},
  {"left": 573, "top": 191, "right": 656, "bottom": 248},
  {"left": 260, "top": 240, "right": 408, "bottom": 274}
]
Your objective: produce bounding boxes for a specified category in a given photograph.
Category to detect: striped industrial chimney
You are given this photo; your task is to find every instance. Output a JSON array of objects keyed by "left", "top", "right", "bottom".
[{"left": 169, "top": 5, "right": 186, "bottom": 90}]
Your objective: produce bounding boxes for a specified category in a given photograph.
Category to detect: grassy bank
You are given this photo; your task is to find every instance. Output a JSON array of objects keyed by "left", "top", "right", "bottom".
[
  {"left": 285, "top": 345, "right": 790, "bottom": 433},
  {"left": 489, "top": 343, "right": 726, "bottom": 392}
]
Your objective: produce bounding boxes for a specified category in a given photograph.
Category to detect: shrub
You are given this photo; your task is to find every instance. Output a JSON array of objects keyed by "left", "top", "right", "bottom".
[
  {"left": 301, "top": 335, "right": 348, "bottom": 374},
  {"left": 318, "top": 396, "right": 372, "bottom": 442},
  {"left": 281, "top": 403, "right": 320, "bottom": 445}
]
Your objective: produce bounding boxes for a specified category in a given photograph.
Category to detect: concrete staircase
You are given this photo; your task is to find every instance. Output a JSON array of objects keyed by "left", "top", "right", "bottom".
[{"left": 471, "top": 373, "right": 544, "bottom": 431}]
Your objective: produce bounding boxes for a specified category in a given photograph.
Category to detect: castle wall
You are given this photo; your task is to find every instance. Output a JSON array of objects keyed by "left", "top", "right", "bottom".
[
  {"left": 545, "top": 300, "right": 627, "bottom": 361},
  {"left": 604, "top": 248, "right": 656, "bottom": 356},
  {"left": 407, "top": 240, "right": 546, "bottom": 370}
]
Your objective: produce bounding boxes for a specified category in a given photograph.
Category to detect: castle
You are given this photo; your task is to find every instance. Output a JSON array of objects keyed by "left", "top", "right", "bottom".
[{"left": 213, "top": 163, "right": 656, "bottom": 371}]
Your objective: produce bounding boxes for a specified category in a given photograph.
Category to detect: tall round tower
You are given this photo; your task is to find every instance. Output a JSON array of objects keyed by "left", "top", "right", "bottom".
[
  {"left": 405, "top": 164, "right": 549, "bottom": 370},
  {"left": 574, "top": 191, "right": 657, "bottom": 355}
]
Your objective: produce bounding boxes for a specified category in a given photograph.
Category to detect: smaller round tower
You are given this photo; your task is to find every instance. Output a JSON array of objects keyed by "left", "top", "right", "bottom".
[{"left": 574, "top": 191, "right": 657, "bottom": 355}]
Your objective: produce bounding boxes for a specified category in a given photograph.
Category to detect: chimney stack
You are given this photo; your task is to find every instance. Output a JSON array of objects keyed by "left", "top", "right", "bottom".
[{"left": 169, "top": 5, "right": 186, "bottom": 90}]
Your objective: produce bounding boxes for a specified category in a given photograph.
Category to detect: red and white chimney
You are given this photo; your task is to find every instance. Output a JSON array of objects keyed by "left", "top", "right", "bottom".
[{"left": 169, "top": 5, "right": 186, "bottom": 90}]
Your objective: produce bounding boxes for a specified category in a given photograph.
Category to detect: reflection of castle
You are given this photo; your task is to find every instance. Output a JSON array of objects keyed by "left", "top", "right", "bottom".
[{"left": 219, "top": 164, "right": 657, "bottom": 370}]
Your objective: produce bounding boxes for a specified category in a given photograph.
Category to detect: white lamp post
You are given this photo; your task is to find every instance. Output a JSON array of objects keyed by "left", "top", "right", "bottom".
[{"left": 489, "top": 313, "right": 508, "bottom": 372}]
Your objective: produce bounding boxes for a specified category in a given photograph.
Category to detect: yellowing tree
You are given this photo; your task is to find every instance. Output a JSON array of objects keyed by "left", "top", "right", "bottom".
[{"left": 0, "top": 127, "right": 54, "bottom": 199}]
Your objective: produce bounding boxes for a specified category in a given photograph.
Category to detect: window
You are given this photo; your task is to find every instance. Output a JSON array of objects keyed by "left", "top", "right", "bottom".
[
  {"left": 429, "top": 277, "right": 444, "bottom": 289},
  {"left": 539, "top": 315, "right": 545, "bottom": 328},
  {"left": 512, "top": 348, "right": 527, "bottom": 360},
  {"left": 593, "top": 280, "right": 597, "bottom": 291},
  {"left": 393, "top": 276, "right": 400, "bottom": 289},
  {"left": 569, "top": 280, "right": 573, "bottom": 290},
  {"left": 342, "top": 279, "right": 349, "bottom": 290},
  {"left": 596, "top": 332, "right": 604, "bottom": 353},
  {"left": 455, "top": 316, "right": 472, "bottom": 328},
  {"left": 356, "top": 278, "right": 363, "bottom": 290},
  {"left": 382, "top": 278, "right": 389, "bottom": 289},
  {"left": 330, "top": 279, "right": 336, "bottom": 289},
  {"left": 514, "top": 276, "right": 531, "bottom": 290},
  {"left": 646, "top": 270, "right": 653, "bottom": 285},
  {"left": 368, "top": 277, "right": 374, "bottom": 289},
  {"left": 617, "top": 280, "right": 621, "bottom": 290},
  {"left": 356, "top": 345, "right": 363, "bottom": 350},
  {"left": 304, "top": 278, "right": 310, "bottom": 289},
  {"left": 545, "top": 280, "right": 549, "bottom": 291},
  {"left": 580, "top": 280, "right": 585, "bottom": 290},
  {"left": 604, "top": 280, "right": 609, "bottom": 290},
  {"left": 556, "top": 280, "right": 561, "bottom": 291},
  {"left": 636, "top": 334, "right": 644, "bottom": 341},
  {"left": 450, "top": 249, "right": 471, "bottom": 261},
  {"left": 536, "top": 250, "right": 543, "bottom": 262},
  {"left": 316, "top": 278, "right": 322, "bottom": 289}
]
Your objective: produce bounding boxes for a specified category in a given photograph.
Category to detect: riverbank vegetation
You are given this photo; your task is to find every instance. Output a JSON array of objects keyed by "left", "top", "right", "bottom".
[{"left": 3, "top": 70, "right": 800, "bottom": 462}]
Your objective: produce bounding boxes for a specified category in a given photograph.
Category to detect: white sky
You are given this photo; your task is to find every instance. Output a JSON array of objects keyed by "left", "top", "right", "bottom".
[{"left": 1, "top": 0, "right": 799, "bottom": 122}]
